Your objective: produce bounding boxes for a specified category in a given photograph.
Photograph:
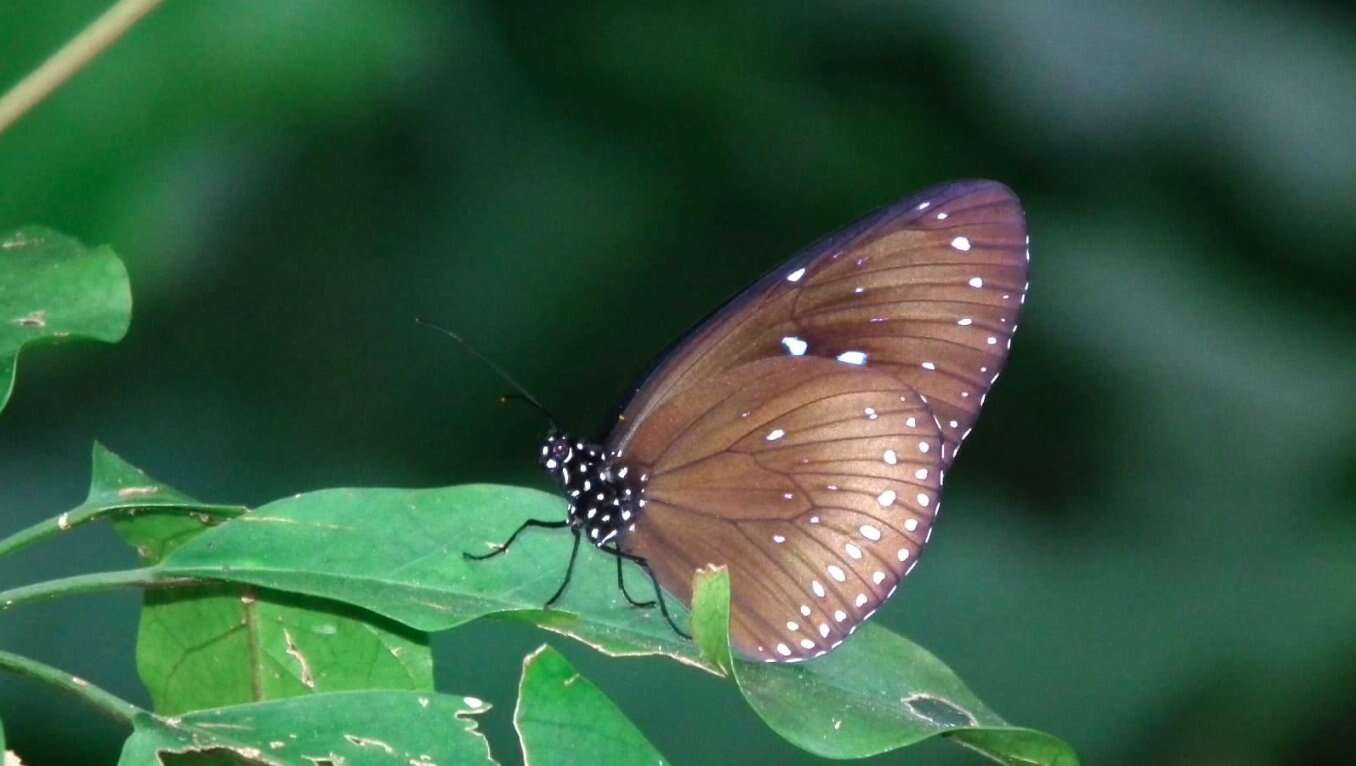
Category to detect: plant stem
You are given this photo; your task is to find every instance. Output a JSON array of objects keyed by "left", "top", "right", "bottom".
[
  {"left": 0, "top": 503, "right": 245, "bottom": 560},
  {"left": 0, "top": 568, "right": 196, "bottom": 610},
  {"left": 0, "top": 649, "right": 142, "bottom": 725},
  {"left": 0, "top": 0, "right": 165, "bottom": 137}
]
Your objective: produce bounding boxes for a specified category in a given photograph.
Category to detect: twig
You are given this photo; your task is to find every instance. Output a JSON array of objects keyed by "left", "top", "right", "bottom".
[
  {"left": 0, "top": 0, "right": 165, "bottom": 136},
  {"left": 0, "top": 568, "right": 197, "bottom": 610},
  {"left": 0, "top": 650, "right": 142, "bottom": 725}
]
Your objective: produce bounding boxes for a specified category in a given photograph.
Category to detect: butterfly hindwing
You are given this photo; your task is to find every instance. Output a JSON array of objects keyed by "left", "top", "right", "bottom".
[{"left": 620, "top": 357, "right": 944, "bottom": 661}]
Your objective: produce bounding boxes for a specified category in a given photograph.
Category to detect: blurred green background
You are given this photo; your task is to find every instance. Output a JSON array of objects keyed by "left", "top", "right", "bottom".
[{"left": 2, "top": 2, "right": 1353, "bottom": 764}]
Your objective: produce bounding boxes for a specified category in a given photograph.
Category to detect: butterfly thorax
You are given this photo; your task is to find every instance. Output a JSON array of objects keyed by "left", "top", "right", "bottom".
[{"left": 540, "top": 432, "right": 646, "bottom": 547}]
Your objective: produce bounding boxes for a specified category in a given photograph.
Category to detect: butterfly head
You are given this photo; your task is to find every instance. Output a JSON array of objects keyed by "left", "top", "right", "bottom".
[
  {"left": 539, "top": 432, "right": 575, "bottom": 479},
  {"left": 540, "top": 431, "right": 608, "bottom": 487}
]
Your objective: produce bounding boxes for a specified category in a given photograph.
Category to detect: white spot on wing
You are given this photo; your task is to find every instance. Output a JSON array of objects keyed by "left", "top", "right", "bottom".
[
  {"left": 827, "top": 564, "right": 847, "bottom": 582},
  {"left": 765, "top": 428, "right": 785, "bottom": 441},
  {"left": 860, "top": 524, "right": 882, "bottom": 541},
  {"left": 786, "top": 267, "right": 807, "bottom": 282},
  {"left": 877, "top": 490, "right": 897, "bottom": 507},
  {"left": 968, "top": 277, "right": 984, "bottom": 288},
  {"left": 837, "top": 350, "right": 868, "bottom": 365},
  {"left": 781, "top": 336, "right": 809, "bottom": 355},
  {"left": 950, "top": 236, "right": 971, "bottom": 251}
]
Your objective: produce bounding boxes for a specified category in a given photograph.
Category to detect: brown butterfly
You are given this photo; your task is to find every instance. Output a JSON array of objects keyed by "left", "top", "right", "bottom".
[{"left": 471, "top": 180, "right": 1028, "bottom": 662}]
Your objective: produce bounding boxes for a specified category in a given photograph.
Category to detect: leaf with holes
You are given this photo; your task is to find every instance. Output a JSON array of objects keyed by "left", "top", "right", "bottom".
[
  {"left": 117, "top": 690, "right": 495, "bottom": 765},
  {"left": 515, "top": 645, "right": 670, "bottom": 766},
  {"left": 0, "top": 227, "right": 131, "bottom": 415},
  {"left": 157, "top": 485, "right": 713, "bottom": 673},
  {"left": 153, "top": 483, "right": 1074, "bottom": 763},
  {"left": 691, "top": 567, "right": 1078, "bottom": 765},
  {"left": 98, "top": 444, "right": 433, "bottom": 714}
]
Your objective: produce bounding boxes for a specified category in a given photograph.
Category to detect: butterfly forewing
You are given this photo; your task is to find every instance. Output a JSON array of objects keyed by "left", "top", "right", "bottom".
[
  {"left": 609, "top": 180, "right": 1028, "bottom": 661},
  {"left": 613, "top": 180, "right": 1027, "bottom": 467}
]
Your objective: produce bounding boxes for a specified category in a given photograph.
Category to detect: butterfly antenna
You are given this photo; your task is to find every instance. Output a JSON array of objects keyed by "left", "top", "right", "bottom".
[{"left": 414, "top": 317, "right": 558, "bottom": 429}]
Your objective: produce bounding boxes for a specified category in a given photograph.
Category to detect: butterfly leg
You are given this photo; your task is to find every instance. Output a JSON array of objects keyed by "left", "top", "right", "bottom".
[
  {"left": 544, "top": 529, "right": 582, "bottom": 608},
  {"left": 608, "top": 548, "right": 690, "bottom": 639},
  {"left": 464, "top": 518, "right": 569, "bottom": 560},
  {"left": 609, "top": 547, "right": 656, "bottom": 608}
]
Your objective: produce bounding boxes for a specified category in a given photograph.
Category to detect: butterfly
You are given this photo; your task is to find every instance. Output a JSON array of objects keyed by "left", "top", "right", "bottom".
[{"left": 468, "top": 180, "right": 1028, "bottom": 663}]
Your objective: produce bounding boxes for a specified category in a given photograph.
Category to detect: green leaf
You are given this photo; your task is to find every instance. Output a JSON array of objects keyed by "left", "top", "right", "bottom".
[
  {"left": 0, "top": 442, "right": 244, "bottom": 561},
  {"left": 117, "top": 691, "right": 495, "bottom": 766},
  {"left": 0, "top": 227, "right": 131, "bottom": 415},
  {"left": 691, "top": 567, "right": 1079, "bottom": 765},
  {"left": 90, "top": 441, "right": 246, "bottom": 560},
  {"left": 689, "top": 564, "right": 735, "bottom": 678},
  {"left": 133, "top": 586, "right": 436, "bottom": 716},
  {"left": 515, "top": 645, "right": 670, "bottom": 766},
  {"left": 157, "top": 485, "right": 713, "bottom": 673},
  {"left": 98, "top": 444, "right": 433, "bottom": 714}
]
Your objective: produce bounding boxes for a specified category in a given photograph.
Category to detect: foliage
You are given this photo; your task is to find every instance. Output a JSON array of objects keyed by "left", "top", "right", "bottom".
[
  {"left": 118, "top": 691, "right": 494, "bottom": 766},
  {"left": 0, "top": 233, "right": 1074, "bottom": 763},
  {"left": 101, "top": 444, "right": 435, "bottom": 715},
  {"left": 691, "top": 567, "right": 1076, "bottom": 764},
  {"left": 0, "top": 227, "right": 129, "bottom": 415},
  {"left": 155, "top": 482, "right": 1076, "bottom": 761},
  {"left": 515, "top": 645, "right": 669, "bottom": 766}
]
